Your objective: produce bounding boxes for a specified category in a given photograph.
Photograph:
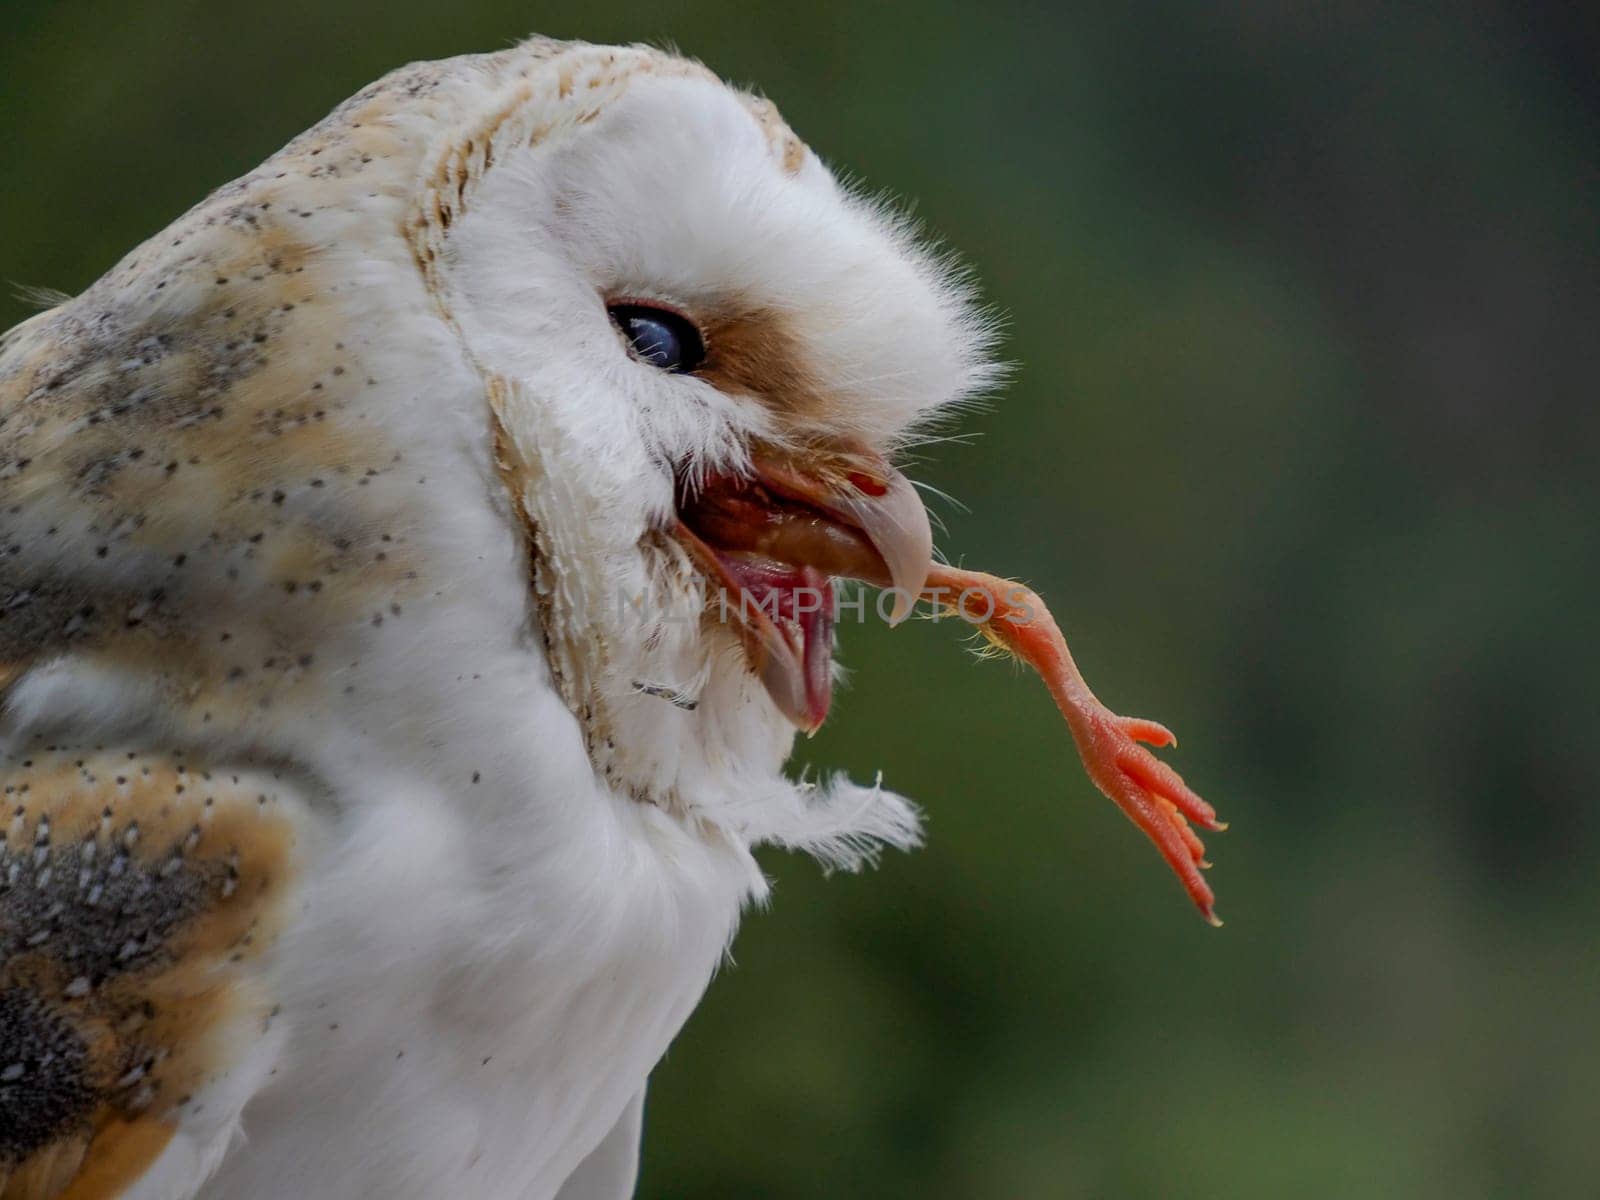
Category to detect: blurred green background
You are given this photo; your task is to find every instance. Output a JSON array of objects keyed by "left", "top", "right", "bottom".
[{"left": 3, "top": 3, "right": 1595, "bottom": 1196}]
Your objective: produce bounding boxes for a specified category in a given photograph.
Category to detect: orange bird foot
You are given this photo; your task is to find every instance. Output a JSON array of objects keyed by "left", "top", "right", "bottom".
[{"left": 924, "top": 565, "right": 1225, "bottom": 924}]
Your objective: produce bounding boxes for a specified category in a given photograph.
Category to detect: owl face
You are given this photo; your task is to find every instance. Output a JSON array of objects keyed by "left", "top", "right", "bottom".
[{"left": 433, "top": 61, "right": 994, "bottom": 804}]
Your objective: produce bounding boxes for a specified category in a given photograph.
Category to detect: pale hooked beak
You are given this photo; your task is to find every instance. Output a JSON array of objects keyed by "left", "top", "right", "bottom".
[{"left": 748, "top": 452, "right": 933, "bottom": 623}]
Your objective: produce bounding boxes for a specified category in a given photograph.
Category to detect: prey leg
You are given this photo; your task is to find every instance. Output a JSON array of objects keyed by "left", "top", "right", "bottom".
[{"left": 924, "top": 566, "right": 1225, "bottom": 923}]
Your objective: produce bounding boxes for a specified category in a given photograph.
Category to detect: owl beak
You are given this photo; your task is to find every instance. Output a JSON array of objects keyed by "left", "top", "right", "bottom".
[
  {"left": 742, "top": 452, "right": 933, "bottom": 623},
  {"left": 673, "top": 447, "right": 933, "bottom": 732}
]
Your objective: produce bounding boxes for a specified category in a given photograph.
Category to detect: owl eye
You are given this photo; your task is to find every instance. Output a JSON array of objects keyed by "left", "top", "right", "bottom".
[{"left": 608, "top": 304, "right": 705, "bottom": 374}]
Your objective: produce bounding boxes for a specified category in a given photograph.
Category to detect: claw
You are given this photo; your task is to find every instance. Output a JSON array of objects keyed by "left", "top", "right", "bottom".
[{"left": 923, "top": 565, "right": 1226, "bottom": 923}]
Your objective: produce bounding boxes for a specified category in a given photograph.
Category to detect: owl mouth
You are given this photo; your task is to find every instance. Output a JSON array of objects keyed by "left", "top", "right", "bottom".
[{"left": 673, "top": 449, "right": 933, "bottom": 733}]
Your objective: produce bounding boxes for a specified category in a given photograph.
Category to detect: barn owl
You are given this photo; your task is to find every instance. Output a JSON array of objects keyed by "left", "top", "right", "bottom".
[{"left": 0, "top": 35, "right": 1222, "bottom": 1200}]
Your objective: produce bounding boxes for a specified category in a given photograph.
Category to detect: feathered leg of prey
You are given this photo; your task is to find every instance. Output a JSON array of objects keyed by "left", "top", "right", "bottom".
[{"left": 924, "top": 566, "right": 1226, "bottom": 923}]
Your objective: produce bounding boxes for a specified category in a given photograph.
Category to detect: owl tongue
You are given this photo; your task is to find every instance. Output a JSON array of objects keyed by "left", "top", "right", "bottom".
[
  {"left": 670, "top": 515, "right": 846, "bottom": 733},
  {"left": 712, "top": 554, "right": 836, "bottom": 733}
]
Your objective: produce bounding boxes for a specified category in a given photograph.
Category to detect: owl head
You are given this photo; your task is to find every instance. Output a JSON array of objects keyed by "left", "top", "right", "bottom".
[{"left": 415, "top": 42, "right": 996, "bottom": 807}]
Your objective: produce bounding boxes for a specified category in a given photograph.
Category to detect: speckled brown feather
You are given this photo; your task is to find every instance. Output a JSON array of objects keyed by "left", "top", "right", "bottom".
[
  {"left": 0, "top": 58, "right": 446, "bottom": 726},
  {"left": 0, "top": 747, "right": 298, "bottom": 1198}
]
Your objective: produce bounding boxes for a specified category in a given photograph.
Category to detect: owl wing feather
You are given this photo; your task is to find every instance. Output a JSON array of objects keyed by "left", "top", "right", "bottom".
[{"left": 1, "top": 746, "right": 305, "bottom": 1200}]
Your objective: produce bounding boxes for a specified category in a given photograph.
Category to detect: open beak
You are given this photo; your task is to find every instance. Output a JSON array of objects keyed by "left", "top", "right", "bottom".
[{"left": 673, "top": 445, "right": 932, "bottom": 732}]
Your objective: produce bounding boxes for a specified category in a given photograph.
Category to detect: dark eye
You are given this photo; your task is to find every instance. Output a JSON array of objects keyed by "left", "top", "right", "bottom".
[{"left": 608, "top": 304, "right": 705, "bottom": 374}]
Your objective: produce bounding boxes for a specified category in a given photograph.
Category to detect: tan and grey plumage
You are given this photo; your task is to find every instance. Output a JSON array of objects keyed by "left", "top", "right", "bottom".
[
  {"left": 0, "top": 32, "right": 1221, "bottom": 1200},
  {"left": 2, "top": 751, "right": 295, "bottom": 1195}
]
